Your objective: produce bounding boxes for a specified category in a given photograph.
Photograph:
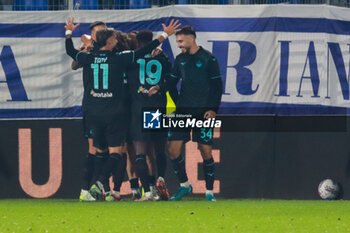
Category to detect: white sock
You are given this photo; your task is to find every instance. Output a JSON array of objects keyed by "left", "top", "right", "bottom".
[
  {"left": 206, "top": 190, "right": 213, "bottom": 195},
  {"left": 132, "top": 189, "right": 138, "bottom": 194},
  {"left": 180, "top": 181, "right": 190, "bottom": 188},
  {"left": 145, "top": 192, "right": 152, "bottom": 197},
  {"left": 113, "top": 191, "right": 120, "bottom": 196}
]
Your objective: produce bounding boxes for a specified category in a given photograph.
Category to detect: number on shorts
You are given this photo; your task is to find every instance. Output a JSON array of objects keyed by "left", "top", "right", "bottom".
[{"left": 200, "top": 128, "right": 213, "bottom": 141}]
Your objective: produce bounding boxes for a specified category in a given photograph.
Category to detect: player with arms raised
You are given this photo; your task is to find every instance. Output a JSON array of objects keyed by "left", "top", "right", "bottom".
[{"left": 127, "top": 30, "right": 172, "bottom": 201}]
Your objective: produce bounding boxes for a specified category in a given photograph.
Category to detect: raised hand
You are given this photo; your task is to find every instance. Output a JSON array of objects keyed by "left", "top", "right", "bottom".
[
  {"left": 65, "top": 17, "right": 80, "bottom": 32},
  {"left": 162, "top": 19, "right": 181, "bottom": 36}
]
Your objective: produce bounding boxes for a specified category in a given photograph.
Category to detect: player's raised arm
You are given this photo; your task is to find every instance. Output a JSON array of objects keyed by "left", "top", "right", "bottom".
[
  {"left": 71, "top": 34, "right": 92, "bottom": 70},
  {"left": 130, "top": 19, "right": 181, "bottom": 61},
  {"left": 158, "top": 19, "right": 181, "bottom": 43},
  {"left": 117, "top": 19, "right": 180, "bottom": 68},
  {"left": 71, "top": 44, "right": 84, "bottom": 70},
  {"left": 65, "top": 18, "right": 92, "bottom": 65},
  {"left": 65, "top": 18, "right": 83, "bottom": 61}
]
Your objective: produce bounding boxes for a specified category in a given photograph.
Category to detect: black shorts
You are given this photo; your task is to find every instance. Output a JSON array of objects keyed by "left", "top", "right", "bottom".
[
  {"left": 85, "top": 113, "right": 127, "bottom": 149},
  {"left": 168, "top": 126, "right": 214, "bottom": 145},
  {"left": 129, "top": 102, "right": 166, "bottom": 142},
  {"left": 167, "top": 109, "right": 214, "bottom": 145}
]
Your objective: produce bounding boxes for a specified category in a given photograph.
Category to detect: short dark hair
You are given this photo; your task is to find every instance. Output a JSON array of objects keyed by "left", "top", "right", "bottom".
[
  {"left": 96, "top": 28, "right": 115, "bottom": 47},
  {"left": 89, "top": 21, "right": 106, "bottom": 31},
  {"left": 175, "top": 25, "right": 196, "bottom": 38},
  {"left": 127, "top": 31, "right": 138, "bottom": 50},
  {"left": 136, "top": 30, "right": 153, "bottom": 46}
]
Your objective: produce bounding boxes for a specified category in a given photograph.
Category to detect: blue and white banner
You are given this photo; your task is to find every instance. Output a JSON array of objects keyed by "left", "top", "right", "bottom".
[{"left": 1, "top": 5, "right": 350, "bottom": 118}]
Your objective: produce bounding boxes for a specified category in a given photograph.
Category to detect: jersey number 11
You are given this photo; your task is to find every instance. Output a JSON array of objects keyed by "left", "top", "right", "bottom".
[{"left": 91, "top": 64, "right": 109, "bottom": 89}]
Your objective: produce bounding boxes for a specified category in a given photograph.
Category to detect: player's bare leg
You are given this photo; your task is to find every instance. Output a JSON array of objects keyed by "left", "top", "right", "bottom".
[
  {"left": 90, "top": 139, "right": 108, "bottom": 184},
  {"left": 126, "top": 143, "right": 141, "bottom": 200},
  {"left": 133, "top": 141, "right": 154, "bottom": 201},
  {"left": 106, "top": 144, "right": 128, "bottom": 201},
  {"left": 168, "top": 140, "right": 183, "bottom": 160},
  {"left": 90, "top": 144, "right": 110, "bottom": 199},
  {"left": 198, "top": 143, "right": 216, "bottom": 201},
  {"left": 79, "top": 138, "right": 98, "bottom": 201},
  {"left": 153, "top": 139, "right": 170, "bottom": 200},
  {"left": 168, "top": 140, "right": 192, "bottom": 201},
  {"left": 89, "top": 146, "right": 123, "bottom": 200},
  {"left": 146, "top": 144, "right": 160, "bottom": 200}
]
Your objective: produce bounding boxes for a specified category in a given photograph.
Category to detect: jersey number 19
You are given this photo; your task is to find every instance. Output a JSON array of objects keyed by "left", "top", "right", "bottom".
[{"left": 137, "top": 59, "right": 162, "bottom": 85}]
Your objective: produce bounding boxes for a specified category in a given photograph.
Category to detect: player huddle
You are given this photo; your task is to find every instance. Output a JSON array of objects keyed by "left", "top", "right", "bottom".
[{"left": 65, "top": 17, "right": 222, "bottom": 202}]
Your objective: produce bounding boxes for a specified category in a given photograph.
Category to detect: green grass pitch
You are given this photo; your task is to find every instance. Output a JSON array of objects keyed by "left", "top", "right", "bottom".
[{"left": 1, "top": 198, "right": 350, "bottom": 233}]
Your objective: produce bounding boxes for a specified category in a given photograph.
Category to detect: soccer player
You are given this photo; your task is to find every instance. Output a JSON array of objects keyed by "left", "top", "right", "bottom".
[
  {"left": 65, "top": 17, "right": 181, "bottom": 200},
  {"left": 166, "top": 26, "right": 222, "bottom": 201},
  {"left": 124, "top": 31, "right": 143, "bottom": 200},
  {"left": 72, "top": 21, "right": 107, "bottom": 70},
  {"left": 127, "top": 30, "right": 172, "bottom": 201},
  {"left": 75, "top": 21, "right": 108, "bottom": 202},
  {"left": 125, "top": 31, "right": 161, "bottom": 201},
  {"left": 104, "top": 30, "right": 130, "bottom": 202},
  {"left": 136, "top": 32, "right": 170, "bottom": 200}
]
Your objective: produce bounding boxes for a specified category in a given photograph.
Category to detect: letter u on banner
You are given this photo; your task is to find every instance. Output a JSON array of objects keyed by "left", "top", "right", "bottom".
[{"left": 18, "top": 128, "right": 62, "bottom": 198}]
